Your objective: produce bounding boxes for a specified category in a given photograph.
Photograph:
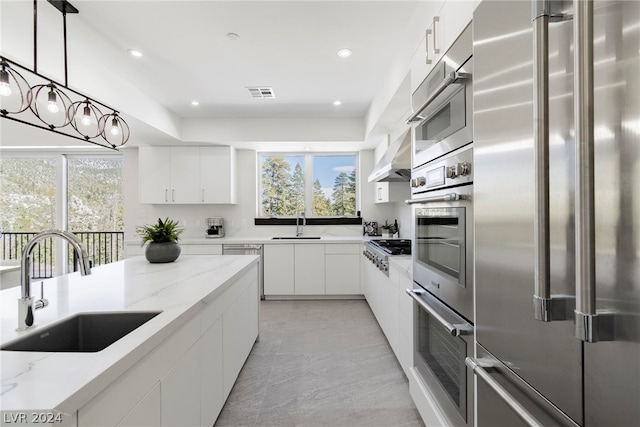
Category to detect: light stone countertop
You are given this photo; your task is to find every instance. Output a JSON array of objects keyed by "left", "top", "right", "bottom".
[
  {"left": 389, "top": 255, "right": 412, "bottom": 281},
  {"left": 0, "top": 255, "right": 258, "bottom": 416}
]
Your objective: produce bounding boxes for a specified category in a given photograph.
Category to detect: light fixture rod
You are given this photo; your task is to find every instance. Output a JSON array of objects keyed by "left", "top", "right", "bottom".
[
  {"left": 33, "top": 0, "right": 37, "bottom": 73},
  {"left": 63, "top": 8, "right": 68, "bottom": 86}
]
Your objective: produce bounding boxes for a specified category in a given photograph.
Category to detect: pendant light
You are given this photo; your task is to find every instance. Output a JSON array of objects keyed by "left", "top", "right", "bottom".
[{"left": 0, "top": 1, "right": 130, "bottom": 149}]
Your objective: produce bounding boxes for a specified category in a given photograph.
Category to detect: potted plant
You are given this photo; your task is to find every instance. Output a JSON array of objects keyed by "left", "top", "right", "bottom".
[
  {"left": 380, "top": 220, "right": 393, "bottom": 238},
  {"left": 136, "top": 217, "right": 184, "bottom": 263}
]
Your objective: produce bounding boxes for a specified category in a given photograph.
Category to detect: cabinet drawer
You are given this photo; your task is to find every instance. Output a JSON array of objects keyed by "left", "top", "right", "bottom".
[
  {"left": 185, "top": 244, "right": 223, "bottom": 255},
  {"left": 324, "top": 243, "right": 361, "bottom": 254}
]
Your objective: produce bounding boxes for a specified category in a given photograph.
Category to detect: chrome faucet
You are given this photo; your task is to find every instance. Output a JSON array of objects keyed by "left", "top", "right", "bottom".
[
  {"left": 17, "top": 230, "right": 92, "bottom": 331},
  {"left": 296, "top": 208, "right": 306, "bottom": 236}
]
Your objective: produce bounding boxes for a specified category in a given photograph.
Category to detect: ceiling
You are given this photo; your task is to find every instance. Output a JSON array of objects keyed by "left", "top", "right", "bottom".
[{"left": 73, "top": 0, "right": 421, "bottom": 121}]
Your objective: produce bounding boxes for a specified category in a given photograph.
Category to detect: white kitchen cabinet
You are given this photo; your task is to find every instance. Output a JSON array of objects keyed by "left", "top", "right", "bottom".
[
  {"left": 325, "top": 244, "right": 361, "bottom": 295},
  {"left": 410, "top": 0, "right": 445, "bottom": 94},
  {"left": 294, "top": 244, "right": 325, "bottom": 295},
  {"left": 139, "top": 146, "right": 199, "bottom": 204},
  {"left": 264, "top": 244, "right": 295, "bottom": 295},
  {"left": 223, "top": 278, "right": 259, "bottom": 397},
  {"left": 200, "top": 146, "right": 237, "bottom": 204},
  {"left": 409, "top": 0, "right": 477, "bottom": 96},
  {"left": 161, "top": 339, "right": 201, "bottom": 427},
  {"left": 390, "top": 262, "right": 414, "bottom": 378},
  {"left": 184, "top": 244, "right": 223, "bottom": 255},
  {"left": 139, "top": 146, "right": 237, "bottom": 204},
  {"left": 374, "top": 181, "right": 410, "bottom": 204},
  {"left": 436, "top": 1, "right": 477, "bottom": 61},
  {"left": 200, "top": 318, "right": 224, "bottom": 426},
  {"left": 117, "top": 383, "right": 161, "bottom": 427},
  {"left": 139, "top": 147, "right": 172, "bottom": 204}
]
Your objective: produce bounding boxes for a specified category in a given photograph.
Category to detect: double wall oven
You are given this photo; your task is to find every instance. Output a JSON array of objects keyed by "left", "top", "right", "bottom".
[{"left": 405, "top": 23, "right": 474, "bottom": 427}]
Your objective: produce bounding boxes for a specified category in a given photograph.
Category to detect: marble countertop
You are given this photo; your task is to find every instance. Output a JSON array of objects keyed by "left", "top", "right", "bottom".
[{"left": 0, "top": 255, "right": 258, "bottom": 415}]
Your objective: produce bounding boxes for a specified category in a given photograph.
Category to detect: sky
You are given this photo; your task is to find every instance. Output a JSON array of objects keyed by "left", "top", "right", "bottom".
[{"left": 281, "top": 155, "right": 356, "bottom": 199}]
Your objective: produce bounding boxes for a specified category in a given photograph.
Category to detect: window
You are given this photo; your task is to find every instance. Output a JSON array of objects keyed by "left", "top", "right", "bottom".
[
  {"left": 259, "top": 153, "right": 357, "bottom": 218},
  {"left": 0, "top": 153, "right": 124, "bottom": 277}
]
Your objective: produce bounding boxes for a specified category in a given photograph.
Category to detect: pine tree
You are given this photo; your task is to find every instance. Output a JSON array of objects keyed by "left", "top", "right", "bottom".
[
  {"left": 312, "top": 179, "right": 331, "bottom": 216},
  {"left": 261, "top": 157, "right": 292, "bottom": 216},
  {"left": 331, "top": 172, "right": 350, "bottom": 216},
  {"left": 290, "top": 163, "right": 305, "bottom": 215}
]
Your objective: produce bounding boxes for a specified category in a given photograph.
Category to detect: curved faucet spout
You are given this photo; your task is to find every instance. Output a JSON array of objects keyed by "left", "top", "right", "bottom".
[{"left": 18, "top": 229, "right": 92, "bottom": 330}]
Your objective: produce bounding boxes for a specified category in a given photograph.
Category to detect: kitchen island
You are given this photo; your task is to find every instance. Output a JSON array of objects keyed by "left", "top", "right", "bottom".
[{"left": 0, "top": 255, "right": 259, "bottom": 427}]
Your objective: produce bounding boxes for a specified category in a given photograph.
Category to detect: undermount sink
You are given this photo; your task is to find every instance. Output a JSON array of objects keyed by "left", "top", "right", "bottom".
[
  {"left": 271, "top": 236, "right": 322, "bottom": 240},
  {"left": 1, "top": 311, "right": 162, "bottom": 353}
]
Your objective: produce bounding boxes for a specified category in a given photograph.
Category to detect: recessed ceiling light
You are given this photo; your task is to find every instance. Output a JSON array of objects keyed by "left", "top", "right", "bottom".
[
  {"left": 227, "top": 33, "right": 240, "bottom": 41},
  {"left": 127, "top": 49, "right": 143, "bottom": 58},
  {"left": 333, "top": 100, "right": 342, "bottom": 106},
  {"left": 191, "top": 101, "right": 199, "bottom": 106},
  {"left": 337, "top": 48, "right": 352, "bottom": 58}
]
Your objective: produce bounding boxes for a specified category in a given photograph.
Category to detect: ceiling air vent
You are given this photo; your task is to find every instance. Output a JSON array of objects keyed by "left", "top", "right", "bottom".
[{"left": 246, "top": 87, "right": 275, "bottom": 99}]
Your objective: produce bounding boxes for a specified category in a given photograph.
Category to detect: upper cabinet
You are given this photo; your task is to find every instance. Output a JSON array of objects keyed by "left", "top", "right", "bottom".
[
  {"left": 200, "top": 147, "right": 237, "bottom": 204},
  {"left": 410, "top": 0, "right": 478, "bottom": 95},
  {"left": 139, "top": 146, "right": 237, "bottom": 204}
]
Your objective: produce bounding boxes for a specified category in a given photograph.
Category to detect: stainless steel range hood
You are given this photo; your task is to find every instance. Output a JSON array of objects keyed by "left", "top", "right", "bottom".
[{"left": 368, "top": 129, "right": 411, "bottom": 182}]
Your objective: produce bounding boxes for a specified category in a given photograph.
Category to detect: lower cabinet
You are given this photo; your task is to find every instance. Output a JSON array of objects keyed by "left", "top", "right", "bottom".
[
  {"left": 200, "top": 318, "right": 224, "bottom": 426},
  {"left": 78, "top": 265, "right": 258, "bottom": 427},
  {"left": 264, "top": 243, "right": 361, "bottom": 297},
  {"left": 161, "top": 342, "right": 201, "bottom": 427},
  {"left": 325, "top": 244, "right": 361, "bottom": 295},
  {"left": 294, "top": 245, "right": 325, "bottom": 295},
  {"left": 264, "top": 244, "right": 295, "bottom": 295},
  {"left": 117, "top": 383, "right": 160, "bottom": 427}
]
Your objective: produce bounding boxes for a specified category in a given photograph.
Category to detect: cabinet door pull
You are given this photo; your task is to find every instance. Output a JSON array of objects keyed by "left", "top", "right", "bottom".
[
  {"left": 165, "top": 189, "right": 168, "bottom": 203},
  {"left": 202, "top": 189, "right": 205, "bottom": 202},
  {"left": 425, "top": 28, "right": 433, "bottom": 64},
  {"left": 433, "top": 16, "right": 440, "bottom": 54},
  {"left": 172, "top": 189, "right": 175, "bottom": 202}
]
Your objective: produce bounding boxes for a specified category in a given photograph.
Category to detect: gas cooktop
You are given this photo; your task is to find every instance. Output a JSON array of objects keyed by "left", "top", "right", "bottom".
[{"left": 367, "top": 239, "right": 412, "bottom": 255}]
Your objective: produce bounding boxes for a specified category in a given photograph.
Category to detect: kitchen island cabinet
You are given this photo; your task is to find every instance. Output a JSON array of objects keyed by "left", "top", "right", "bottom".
[{"left": 0, "top": 255, "right": 258, "bottom": 427}]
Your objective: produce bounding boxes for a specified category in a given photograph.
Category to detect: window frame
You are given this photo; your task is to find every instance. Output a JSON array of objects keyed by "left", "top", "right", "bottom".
[{"left": 256, "top": 151, "right": 361, "bottom": 222}]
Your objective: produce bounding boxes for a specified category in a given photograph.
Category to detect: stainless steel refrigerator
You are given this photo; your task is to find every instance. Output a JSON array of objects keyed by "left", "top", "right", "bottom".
[{"left": 469, "top": 1, "right": 639, "bottom": 426}]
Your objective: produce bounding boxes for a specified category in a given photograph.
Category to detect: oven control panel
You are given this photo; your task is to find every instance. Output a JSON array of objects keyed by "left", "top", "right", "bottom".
[{"left": 411, "top": 145, "right": 473, "bottom": 195}]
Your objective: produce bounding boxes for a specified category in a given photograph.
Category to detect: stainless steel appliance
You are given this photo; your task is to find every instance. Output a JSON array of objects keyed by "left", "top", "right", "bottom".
[
  {"left": 406, "top": 25, "right": 475, "bottom": 427},
  {"left": 363, "top": 239, "right": 411, "bottom": 276},
  {"left": 222, "top": 244, "right": 264, "bottom": 299},
  {"left": 468, "top": 1, "right": 640, "bottom": 426},
  {"left": 408, "top": 24, "right": 473, "bottom": 169},
  {"left": 206, "top": 217, "right": 224, "bottom": 238}
]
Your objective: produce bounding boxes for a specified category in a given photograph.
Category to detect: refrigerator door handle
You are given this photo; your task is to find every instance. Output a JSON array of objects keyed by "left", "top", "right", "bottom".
[
  {"left": 466, "top": 357, "right": 545, "bottom": 427},
  {"left": 532, "top": 0, "right": 573, "bottom": 322},
  {"left": 573, "top": 0, "right": 615, "bottom": 343}
]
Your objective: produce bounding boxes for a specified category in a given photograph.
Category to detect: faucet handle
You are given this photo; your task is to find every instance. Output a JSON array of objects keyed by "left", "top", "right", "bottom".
[{"left": 34, "top": 281, "right": 49, "bottom": 310}]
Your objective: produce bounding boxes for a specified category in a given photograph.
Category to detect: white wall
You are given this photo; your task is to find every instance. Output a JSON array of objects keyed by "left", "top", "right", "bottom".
[{"left": 123, "top": 147, "right": 405, "bottom": 241}]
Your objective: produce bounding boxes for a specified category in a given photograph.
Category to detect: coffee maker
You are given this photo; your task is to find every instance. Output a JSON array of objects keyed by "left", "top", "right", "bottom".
[{"left": 205, "top": 217, "right": 224, "bottom": 238}]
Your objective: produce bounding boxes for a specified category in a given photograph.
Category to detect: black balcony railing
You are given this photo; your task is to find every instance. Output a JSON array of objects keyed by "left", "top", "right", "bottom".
[{"left": 0, "top": 231, "right": 124, "bottom": 279}]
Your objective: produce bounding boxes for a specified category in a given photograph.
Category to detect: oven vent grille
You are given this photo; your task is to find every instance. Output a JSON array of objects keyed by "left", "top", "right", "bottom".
[{"left": 246, "top": 87, "right": 275, "bottom": 99}]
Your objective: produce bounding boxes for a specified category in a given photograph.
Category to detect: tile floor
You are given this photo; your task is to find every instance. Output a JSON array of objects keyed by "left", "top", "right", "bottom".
[{"left": 214, "top": 300, "right": 425, "bottom": 427}]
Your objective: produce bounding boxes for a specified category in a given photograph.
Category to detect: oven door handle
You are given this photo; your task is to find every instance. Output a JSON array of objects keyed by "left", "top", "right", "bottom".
[
  {"left": 405, "top": 193, "right": 464, "bottom": 205},
  {"left": 406, "top": 288, "right": 472, "bottom": 336},
  {"left": 406, "top": 71, "right": 471, "bottom": 124}
]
